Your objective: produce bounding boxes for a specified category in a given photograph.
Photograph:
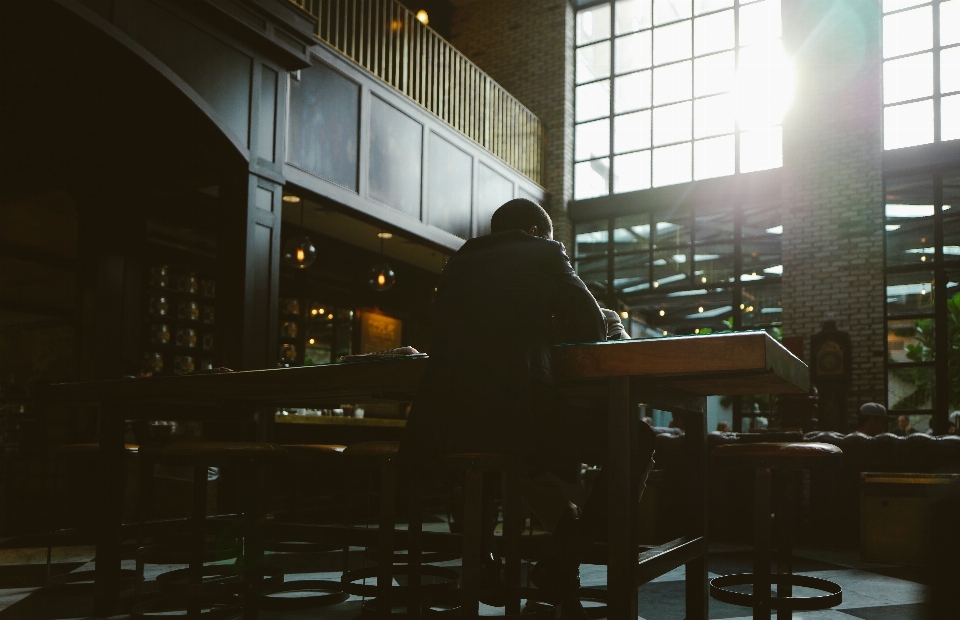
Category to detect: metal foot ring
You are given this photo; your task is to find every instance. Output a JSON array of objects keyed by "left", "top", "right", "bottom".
[{"left": 710, "top": 573, "right": 842, "bottom": 611}]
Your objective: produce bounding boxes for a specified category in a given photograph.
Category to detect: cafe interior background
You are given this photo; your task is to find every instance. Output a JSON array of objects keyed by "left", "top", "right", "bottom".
[{"left": 0, "top": 0, "right": 959, "bottom": 613}]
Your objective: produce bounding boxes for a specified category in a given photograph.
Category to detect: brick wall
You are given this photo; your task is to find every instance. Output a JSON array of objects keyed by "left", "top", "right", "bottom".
[
  {"left": 780, "top": 0, "right": 886, "bottom": 425},
  {"left": 449, "top": 0, "right": 575, "bottom": 248}
]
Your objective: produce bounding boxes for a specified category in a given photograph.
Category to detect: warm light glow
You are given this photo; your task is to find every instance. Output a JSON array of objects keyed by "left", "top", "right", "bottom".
[
  {"left": 662, "top": 330, "right": 668, "bottom": 335},
  {"left": 282, "top": 195, "right": 301, "bottom": 203},
  {"left": 311, "top": 309, "right": 318, "bottom": 316},
  {"left": 391, "top": 19, "right": 402, "bottom": 32},
  {"left": 327, "top": 313, "right": 334, "bottom": 319},
  {"left": 318, "top": 308, "right": 325, "bottom": 314},
  {"left": 701, "top": 276, "right": 707, "bottom": 283},
  {"left": 921, "top": 255, "right": 927, "bottom": 262},
  {"left": 695, "top": 328, "right": 700, "bottom": 334},
  {"left": 377, "top": 232, "right": 393, "bottom": 239},
  {"left": 309, "top": 338, "right": 315, "bottom": 344},
  {"left": 620, "top": 311, "right": 629, "bottom": 319},
  {"left": 378, "top": 273, "right": 386, "bottom": 286},
  {"left": 740, "top": 304, "right": 745, "bottom": 309},
  {"left": 921, "top": 289, "right": 927, "bottom": 295},
  {"left": 653, "top": 281, "right": 659, "bottom": 288},
  {"left": 659, "top": 309, "right": 665, "bottom": 316},
  {"left": 698, "top": 306, "right": 704, "bottom": 313},
  {"left": 296, "top": 248, "right": 305, "bottom": 262},
  {"left": 416, "top": 9, "right": 429, "bottom": 24}
]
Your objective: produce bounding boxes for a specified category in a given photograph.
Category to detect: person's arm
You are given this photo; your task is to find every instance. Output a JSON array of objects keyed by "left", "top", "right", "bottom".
[
  {"left": 547, "top": 241, "right": 606, "bottom": 343},
  {"left": 600, "top": 308, "right": 630, "bottom": 340}
]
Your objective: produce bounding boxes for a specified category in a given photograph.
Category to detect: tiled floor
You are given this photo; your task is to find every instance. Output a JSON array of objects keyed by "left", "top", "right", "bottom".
[{"left": 0, "top": 535, "right": 929, "bottom": 619}]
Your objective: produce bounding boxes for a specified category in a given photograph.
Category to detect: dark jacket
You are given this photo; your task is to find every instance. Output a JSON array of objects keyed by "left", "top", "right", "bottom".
[{"left": 399, "top": 230, "right": 606, "bottom": 463}]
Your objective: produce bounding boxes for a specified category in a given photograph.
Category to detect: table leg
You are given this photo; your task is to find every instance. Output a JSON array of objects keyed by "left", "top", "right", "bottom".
[
  {"left": 94, "top": 402, "right": 124, "bottom": 616},
  {"left": 684, "top": 405, "right": 709, "bottom": 620},
  {"left": 607, "top": 376, "right": 638, "bottom": 619},
  {"left": 754, "top": 467, "right": 772, "bottom": 620}
]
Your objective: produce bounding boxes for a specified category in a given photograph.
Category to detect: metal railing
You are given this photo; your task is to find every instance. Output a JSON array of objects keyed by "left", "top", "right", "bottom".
[{"left": 291, "top": 0, "right": 543, "bottom": 184}]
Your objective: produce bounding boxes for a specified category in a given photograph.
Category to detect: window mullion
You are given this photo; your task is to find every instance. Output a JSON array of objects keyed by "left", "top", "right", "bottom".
[{"left": 933, "top": 0, "right": 942, "bottom": 142}]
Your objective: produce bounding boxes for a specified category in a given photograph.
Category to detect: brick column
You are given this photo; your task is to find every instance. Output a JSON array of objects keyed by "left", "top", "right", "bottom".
[
  {"left": 449, "top": 0, "right": 575, "bottom": 248},
  {"left": 780, "top": 0, "right": 886, "bottom": 427}
]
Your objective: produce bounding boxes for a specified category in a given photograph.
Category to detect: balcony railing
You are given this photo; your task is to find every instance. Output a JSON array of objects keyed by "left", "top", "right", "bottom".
[{"left": 291, "top": 0, "right": 543, "bottom": 184}]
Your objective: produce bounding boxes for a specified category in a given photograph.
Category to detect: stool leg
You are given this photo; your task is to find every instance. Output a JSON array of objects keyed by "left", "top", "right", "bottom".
[
  {"left": 777, "top": 472, "right": 796, "bottom": 620},
  {"left": 377, "top": 460, "right": 397, "bottom": 619},
  {"left": 242, "top": 462, "right": 264, "bottom": 620},
  {"left": 504, "top": 472, "right": 521, "bottom": 615},
  {"left": 189, "top": 465, "right": 207, "bottom": 620},
  {"left": 461, "top": 468, "right": 483, "bottom": 620},
  {"left": 753, "top": 467, "right": 772, "bottom": 620},
  {"left": 408, "top": 470, "right": 423, "bottom": 619}
]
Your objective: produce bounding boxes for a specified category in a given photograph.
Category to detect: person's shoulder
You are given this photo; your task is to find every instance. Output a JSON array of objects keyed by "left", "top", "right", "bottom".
[{"left": 458, "top": 230, "right": 561, "bottom": 254}]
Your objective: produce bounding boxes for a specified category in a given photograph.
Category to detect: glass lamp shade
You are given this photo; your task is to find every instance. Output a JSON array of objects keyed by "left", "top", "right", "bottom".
[
  {"left": 283, "top": 236, "right": 317, "bottom": 269},
  {"left": 368, "top": 262, "right": 397, "bottom": 291}
]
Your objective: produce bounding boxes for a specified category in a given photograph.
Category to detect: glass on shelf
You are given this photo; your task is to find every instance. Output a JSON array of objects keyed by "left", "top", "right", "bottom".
[
  {"left": 149, "top": 296, "right": 169, "bottom": 317},
  {"left": 202, "top": 279, "right": 216, "bottom": 298},
  {"left": 202, "top": 332, "right": 214, "bottom": 351},
  {"left": 149, "top": 265, "right": 170, "bottom": 289},
  {"left": 202, "top": 305, "right": 215, "bottom": 324},
  {"left": 178, "top": 300, "right": 200, "bottom": 321},
  {"left": 280, "top": 343, "right": 297, "bottom": 365},
  {"left": 150, "top": 324, "right": 171, "bottom": 346},
  {"left": 176, "top": 328, "right": 197, "bottom": 349},
  {"left": 198, "top": 359, "right": 214, "bottom": 372},
  {"left": 173, "top": 356, "right": 195, "bottom": 375},
  {"left": 176, "top": 273, "right": 199, "bottom": 295},
  {"left": 143, "top": 351, "right": 164, "bottom": 373},
  {"left": 280, "top": 297, "right": 300, "bottom": 316},
  {"left": 280, "top": 321, "right": 299, "bottom": 338}
]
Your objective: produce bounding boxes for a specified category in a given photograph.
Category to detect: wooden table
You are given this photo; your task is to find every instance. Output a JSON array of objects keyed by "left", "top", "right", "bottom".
[{"left": 47, "top": 331, "right": 807, "bottom": 618}]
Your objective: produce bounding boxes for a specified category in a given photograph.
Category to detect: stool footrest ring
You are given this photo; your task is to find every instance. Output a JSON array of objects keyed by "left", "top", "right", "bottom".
[
  {"left": 260, "top": 578, "right": 349, "bottom": 610},
  {"left": 341, "top": 564, "right": 459, "bottom": 598},
  {"left": 710, "top": 573, "right": 842, "bottom": 611}
]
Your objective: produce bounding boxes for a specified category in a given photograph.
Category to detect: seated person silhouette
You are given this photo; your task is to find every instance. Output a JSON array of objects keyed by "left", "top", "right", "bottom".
[{"left": 400, "top": 199, "right": 656, "bottom": 618}]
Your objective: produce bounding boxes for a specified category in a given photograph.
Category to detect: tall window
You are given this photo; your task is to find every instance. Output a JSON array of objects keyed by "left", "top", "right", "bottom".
[
  {"left": 882, "top": 0, "right": 960, "bottom": 150},
  {"left": 574, "top": 0, "right": 791, "bottom": 200}
]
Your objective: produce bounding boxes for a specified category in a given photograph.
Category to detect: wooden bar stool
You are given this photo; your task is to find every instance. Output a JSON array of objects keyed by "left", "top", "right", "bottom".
[
  {"left": 46, "top": 443, "right": 139, "bottom": 590},
  {"left": 259, "top": 444, "right": 349, "bottom": 611},
  {"left": 340, "top": 441, "right": 458, "bottom": 619},
  {"left": 132, "top": 442, "right": 286, "bottom": 620},
  {"left": 710, "top": 443, "right": 844, "bottom": 620}
]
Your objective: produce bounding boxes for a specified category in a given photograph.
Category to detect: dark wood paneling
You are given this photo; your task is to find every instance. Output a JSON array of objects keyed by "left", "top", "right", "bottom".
[
  {"left": 258, "top": 64, "right": 278, "bottom": 163},
  {"left": 286, "top": 61, "right": 360, "bottom": 191},
  {"left": 368, "top": 95, "right": 423, "bottom": 218},
  {"left": 426, "top": 132, "right": 472, "bottom": 239},
  {"left": 477, "top": 163, "right": 514, "bottom": 236}
]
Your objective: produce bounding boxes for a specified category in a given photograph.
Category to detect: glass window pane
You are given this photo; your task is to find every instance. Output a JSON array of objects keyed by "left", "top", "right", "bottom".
[
  {"left": 943, "top": 1, "right": 960, "bottom": 46},
  {"left": 617, "top": 0, "right": 653, "bottom": 34},
  {"left": 653, "top": 247, "right": 690, "bottom": 283},
  {"left": 614, "top": 251, "right": 651, "bottom": 294},
  {"left": 885, "top": 214, "right": 935, "bottom": 267},
  {"left": 613, "top": 150, "right": 652, "bottom": 192},
  {"left": 883, "top": 52, "right": 933, "bottom": 104},
  {"left": 694, "top": 50, "right": 735, "bottom": 97},
  {"left": 740, "top": 126, "right": 783, "bottom": 173},
  {"left": 942, "top": 94, "right": 960, "bottom": 141},
  {"left": 694, "top": 9, "right": 734, "bottom": 57},
  {"left": 576, "top": 80, "right": 611, "bottom": 122},
  {"left": 943, "top": 213, "right": 960, "bottom": 257},
  {"left": 889, "top": 366, "right": 934, "bottom": 410},
  {"left": 577, "top": 3, "right": 612, "bottom": 46},
  {"left": 942, "top": 46, "right": 960, "bottom": 95},
  {"left": 616, "top": 30, "right": 653, "bottom": 73},
  {"left": 694, "top": 93, "right": 734, "bottom": 138},
  {"left": 575, "top": 159, "right": 611, "bottom": 200},
  {"left": 615, "top": 110, "right": 652, "bottom": 152},
  {"left": 655, "top": 215, "right": 692, "bottom": 246},
  {"left": 738, "top": 0, "right": 781, "bottom": 47},
  {"left": 884, "top": 99, "right": 934, "bottom": 149},
  {"left": 575, "top": 220, "right": 610, "bottom": 258},
  {"left": 886, "top": 270, "right": 935, "bottom": 315},
  {"left": 654, "top": 0, "right": 692, "bottom": 25},
  {"left": 695, "top": 0, "right": 733, "bottom": 16},
  {"left": 653, "top": 20, "right": 693, "bottom": 65},
  {"left": 741, "top": 201, "right": 782, "bottom": 239},
  {"left": 883, "top": 6, "right": 933, "bottom": 59},
  {"left": 615, "top": 70, "right": 652, "bottom": 112},
  {"left": 614, "top": 214, "right": 652, "bottom": 253},
  {"left": 695, "top": 208, "right": 735, "bottom": 244},
  {"left": 694, "top": 135, "right": 735, "bottom": 179},
  {"left": 653, "top": 142, "right": 693, "bottom": 186},
  {"left": 740, "top": 282, "right": 782, "bottom": 328},
  {"left": 653, "top": 60, "right": 693, "bottom": 105},
  {"left": 653, "top": 100, "right": 692, "bottom": 145},
  {"left": 741, "top": 235, "right": 782, "bottom": 279},
  {"left": 693, "top": 243, "right": 735, "bottom": 285},
  {"left": 883, "top": 0, "right": 929, "bottom": 13},
  {"left": 576, "top": 118, "right": 611, "bottom": 160},
  {"left": 736, "top": 41, "right": 794, "bottom": 130},
  {"left": 577, "top": 41, "right": 612, "bottom": 84},
  {"left": 888, "top": 317, "right": 934, "bottom": 363},
  {"left": 576, "top": 254, "right": 610, "bottom": 291}
]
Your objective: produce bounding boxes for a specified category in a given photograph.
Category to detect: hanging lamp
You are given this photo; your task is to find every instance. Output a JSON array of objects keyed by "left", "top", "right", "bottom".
[
  {"left": 282, "top": 201, "right": 317, "bottom": 269},
  {"left": 368, "top": 232, "right": 396, "bottom": 291}
]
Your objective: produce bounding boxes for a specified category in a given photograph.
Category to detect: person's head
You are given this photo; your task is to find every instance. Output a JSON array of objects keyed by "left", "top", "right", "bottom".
[
  {"left": 490, "top": 198, "right": 553, "bottom": 240},
  {"left": 898, "top": 415, "right": 911, "bottom": 430},
  {"left": 716, "top": 421, "right": 731, "bottom": 433},
  {"left": 858, "top": 402, "right": 889, "bottom": 436}
]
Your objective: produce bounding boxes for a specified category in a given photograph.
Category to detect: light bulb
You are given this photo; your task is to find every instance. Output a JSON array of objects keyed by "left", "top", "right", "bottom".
[
  {"left": 283, "top": 235, "right": 316, "bottom": 269},
  {"left": 659, "top": 309, "right": 665, "bottom": 316},
  {"left": 416, "top": 9, "right": 429, "bottom": 24},
  {"left": 368, "top": 262, "right": 396, "bottom": 291}
]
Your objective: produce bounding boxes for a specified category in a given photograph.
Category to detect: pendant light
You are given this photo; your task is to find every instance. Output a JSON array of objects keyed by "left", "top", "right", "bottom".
[
  {"left": 283, "top": 201, "right": 316, "bottom": 269},
  {"left": 368, "top": 231, "right": 396, "bottom": 292}
]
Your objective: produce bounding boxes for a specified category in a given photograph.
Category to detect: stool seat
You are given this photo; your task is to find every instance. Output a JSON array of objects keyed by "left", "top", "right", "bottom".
[
  {"left": 341, "top": 441, "right": 399, "bottom": 458},
  {"left": 161, "top": 442, "right": 286, "bottom": 466},
  {"left": 285, "top": 444, "right": 346, "bottom": 455},
  {"left": 56, "top": 443, "right": 139, "bottom": 455},
  {"left": 713, "top": 442, "right": 841, "bottom": 470}
]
